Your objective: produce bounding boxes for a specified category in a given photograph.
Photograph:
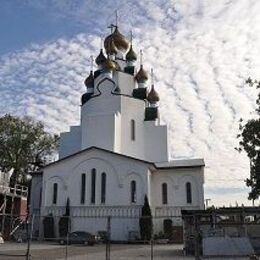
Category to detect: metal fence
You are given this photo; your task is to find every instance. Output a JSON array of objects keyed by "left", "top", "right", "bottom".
[{"left": 0, "top": 213, "right": 184, "bottom": 260}]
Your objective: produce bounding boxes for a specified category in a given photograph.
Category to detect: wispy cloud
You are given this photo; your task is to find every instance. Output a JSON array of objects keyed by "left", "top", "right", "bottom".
[{"left": 0, "top": 0, "right": 260, "bottom": 206}]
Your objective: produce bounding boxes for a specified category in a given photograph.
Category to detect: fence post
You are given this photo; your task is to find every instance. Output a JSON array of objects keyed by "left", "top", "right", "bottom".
[
  {"left": 194, "top": 214, "right": 200, "bottom": 260},
  {"left": 150, "top": 216, "right": 154, "bottom": 260},
  {"left": 106, "top": 216, "right": 111, "bottom": 260},
  {"left": 26, "top": 215, "right": 34, "bottom": 260}
]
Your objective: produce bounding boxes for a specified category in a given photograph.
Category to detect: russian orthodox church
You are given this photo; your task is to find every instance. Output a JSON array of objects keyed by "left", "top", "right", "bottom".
[{"left": 30, "top": 24, "right": 205, "bottom": 241}]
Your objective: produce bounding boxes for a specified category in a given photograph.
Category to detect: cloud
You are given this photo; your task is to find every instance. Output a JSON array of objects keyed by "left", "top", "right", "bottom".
[{"left": 1, "top": 0, "right": 260, "bottom": 206}]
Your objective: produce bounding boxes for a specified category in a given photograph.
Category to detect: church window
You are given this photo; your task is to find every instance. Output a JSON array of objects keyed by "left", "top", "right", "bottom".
[
  {"left": 91, "top": 169, "right": 96, "bottom": 204},
  {"left": 101, "top": 172, "right": 106, "bottom": 204},
  {"left": 53, "top": 183, "right": 58, "bottom": 204},
  {"left": 130, "top": 180, "right": 137, "bottom": 203},
  {"left": 131, "top": 119, "right": 135, "bottom": 141},
  {"left": 162, "top": 183, "right": 168, "bottom": 205},
  {"left": 186, "top": 182, "right": 192, "bottom": 204},
  {"left": 81, "top": 173, "right": 86, "bottom": 204}
]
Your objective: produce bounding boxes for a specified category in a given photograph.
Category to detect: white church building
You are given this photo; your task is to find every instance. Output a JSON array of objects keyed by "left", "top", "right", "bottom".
[{"left": 30, "top": 25, "right": 205, "bottom": 241}]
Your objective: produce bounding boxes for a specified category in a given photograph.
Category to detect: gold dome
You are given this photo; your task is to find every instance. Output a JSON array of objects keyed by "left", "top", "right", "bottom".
[
  {"left": 135, "top": 65, "right": 148, "bottom": 83},
  {"left": 104, "top": 27, "right": 129, "bottom": 53},
  {"left": 95, "top": 49, "right": 106, "bottom": 66},
  {"left": 103, "top": 57, "right": 116, "bottom": 71},
  {"left": 126, "top": 45, "right": 137, "bottom": 62},
  {"left": 106, "top": 38, "right": 117, "bottom": 55},
  {"left": 147, "top": 85, "right": 160, "bottom": 103}
]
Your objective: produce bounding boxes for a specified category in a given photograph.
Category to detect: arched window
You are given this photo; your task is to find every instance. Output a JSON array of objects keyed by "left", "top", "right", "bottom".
[
  {"left": 131, "top": 119, "right": 135, "bottom": 141},
  {"left": 91, "top": 169, "right": 96, "bottom": 204},
  {"left": 53, "top": 183, "right": 58, "bottom": 204},
  {"left": 162, "top": 183, "right": 168, "bottom": 205},
  {"left": 81, "top": 173, "right": 86, "bottom": 204},
  {"left": 130, "top": 180, "right": 136, "bottom": 203},
  {"left": 186, "top": 182, "right": 192, "bottom": 204},
  {"left": 101, "top": 172, "right": 106, "bottom": 204}
]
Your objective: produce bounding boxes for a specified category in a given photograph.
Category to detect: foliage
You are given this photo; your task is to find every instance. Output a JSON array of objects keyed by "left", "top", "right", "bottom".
[
  {"left": 59, "top": 198, "right": 70, "bottom": 237},
  {"left": 236, "top": 78, "right": 260, "bottom": 200},
  {"left": 0, "top": 114, "right": 59, "bottom": 186},
  {"left": 139, "top": 195, "right": 153, "bottom": 241}
]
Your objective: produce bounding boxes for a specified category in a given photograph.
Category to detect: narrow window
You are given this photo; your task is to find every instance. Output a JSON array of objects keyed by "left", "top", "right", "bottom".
[
  {"left": 131, "top": 119, "right": 135, "bottom": 141},
  {"left": 53, "top": 183, "right": 58, "bottom": 204},
  {"left": 186, "top": 182, "right": 192, "bottom": 204},
  {"left": 81, "top": 173, "right": 86, "bottom": 204},
  {"left": 39, "top": 187, "right": 42, "bottom": 208},
  {"left": 130, "top": 180, "right": 136, "bottom": 203},
  {"left": 101, "top": 172, "right": 106, "bottom": 204},
  {"left": 91, "top": 169, "right": 96, "bottom": 204},
  {"left": 162, "top": 183, "right": 168, "bottom": 205}
]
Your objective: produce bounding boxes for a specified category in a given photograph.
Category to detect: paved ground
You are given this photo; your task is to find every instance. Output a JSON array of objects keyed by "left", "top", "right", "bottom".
[{"left": 0, "top": 242, "right": 255, "bottom": 260}]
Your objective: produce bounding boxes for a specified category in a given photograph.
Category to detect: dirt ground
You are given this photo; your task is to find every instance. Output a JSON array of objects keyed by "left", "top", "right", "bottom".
[
  {"left": 0, "top": 242, "right": 185, "bottom": 260},
  {"left": 0, "top": 242, "right": 253, "bottom": 260}
]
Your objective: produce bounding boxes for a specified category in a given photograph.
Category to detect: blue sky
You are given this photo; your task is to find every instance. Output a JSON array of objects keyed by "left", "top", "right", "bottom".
[
  {"left": 1, "top": 0, "right": 260, "bottom": 206},
  {"left": 0, "top": 1, "right": 85, "bottom": 55}
]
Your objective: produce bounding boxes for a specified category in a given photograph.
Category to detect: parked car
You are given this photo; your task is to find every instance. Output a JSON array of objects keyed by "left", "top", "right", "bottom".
[{"left": 59, "top": 231, "right": 96, "bottom": 246}]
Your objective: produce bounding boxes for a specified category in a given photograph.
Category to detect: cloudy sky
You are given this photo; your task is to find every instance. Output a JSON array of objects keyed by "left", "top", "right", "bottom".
[{"left": 1, "top": 0, "right": 260, "bottom": 206}]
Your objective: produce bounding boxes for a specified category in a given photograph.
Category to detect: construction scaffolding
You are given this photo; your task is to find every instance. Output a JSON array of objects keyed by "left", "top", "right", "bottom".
[{"left": 0, "top": 182, "right": 28, "bottom": 239}]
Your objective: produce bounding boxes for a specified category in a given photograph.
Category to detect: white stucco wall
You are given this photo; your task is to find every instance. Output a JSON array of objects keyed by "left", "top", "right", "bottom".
[
  {"left": 150, "top": 167, "right": 204, "bottom": 209},
  {"left": 58, "top": 71, "right": 169, "bottom": 163},
  {"left": 59, "top": 126, "right": 81, "bottom": 159},
  {"left": 41, "top": 148, "right": 150, "bottom": 210}
]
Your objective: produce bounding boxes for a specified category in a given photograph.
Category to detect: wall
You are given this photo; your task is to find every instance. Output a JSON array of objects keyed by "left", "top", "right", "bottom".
[
  {"left": 41, "top": 148, "right": 150, "bottom": 210},
  {"left": 144, "top": 121, "right": 168, "bottom": 162},
  {"left": 150, "top": 167, "right": 204, "bottom": 209},
  {"left": 30, "top": 174, "right": 43, "bottom": 215},
  {"left": 59, "top": 126, "right": 81, "bottom": 159}
]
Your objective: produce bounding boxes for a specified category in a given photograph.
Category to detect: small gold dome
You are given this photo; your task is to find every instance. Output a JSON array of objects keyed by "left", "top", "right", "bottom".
[
  {"left": 135, "top": 65, "right": 148, "bottom": 83},
  {"left": 126, "top": 45, "right": 137, "bottom": 62},
  {"left": 147, "top": 85, "right": 160, "bottom": 103},
  {"left": 104, "top": 27, "right": 129, "bottom": 53},
  {"left": 103, "top": 58, "right": 116, "bottom": 71},
  {"left": 84, "top": 71, "right": 94, "bottom": 88},
  {"left": 106, "top": 38, "right": 117, "bottom": 55},
  {"left": 95, "top": 49, "right": 106, "bottom": 66}
]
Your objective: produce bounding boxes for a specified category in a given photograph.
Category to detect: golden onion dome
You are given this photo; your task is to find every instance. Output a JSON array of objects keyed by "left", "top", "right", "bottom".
[
  {"left": 126, "top": 45, "right": 137, "bottom": 62},
  {"left": 106, "top": 38, "right": 117, "bottom": 55},
  {"left": 147, "top": 85, "right": 160, "bottom": 103},
  {"left": 135, "top": 65, "right": 148, "bottom": 83},
  {"left": 95, "top": 49, "right": 106, "bottom": 66},
  {"left": 104, "top": 27, "right": 129, "bottom": 53},
  {"left": 103, "top": 57, "right": 116, "bottom": 71},
  {"left": 84, "top": 71, "right": 94, "bottom": 88}
]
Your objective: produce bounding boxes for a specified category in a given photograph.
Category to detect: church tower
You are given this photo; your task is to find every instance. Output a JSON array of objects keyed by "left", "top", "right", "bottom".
[{"left": 59, "top": 25, "right": 169, "bottom": 163}]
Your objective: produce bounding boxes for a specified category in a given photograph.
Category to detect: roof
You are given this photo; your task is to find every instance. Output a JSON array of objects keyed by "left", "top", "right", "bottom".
[
  {"left": 155, "top": 158, "right": 205, "bottom": 169},
  {"left": 43, "top": 146, "right": 155, "bottom": 169},
  {"left": 43, "top": 146, "right": 205, "bottom": 170}
]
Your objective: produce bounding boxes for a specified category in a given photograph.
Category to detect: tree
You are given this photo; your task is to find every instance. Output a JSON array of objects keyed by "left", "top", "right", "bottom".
[
  {"left": 0, "top": 114, "right": 59, "bottom": 187},
  {"left": 237, "top": 78, "right": 260, "bottom": 201},
  {"left": 139, "top": 195, "right": 153, "bottom": 241}
]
